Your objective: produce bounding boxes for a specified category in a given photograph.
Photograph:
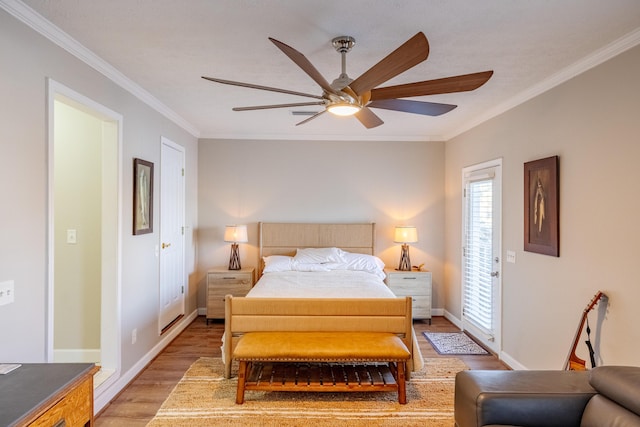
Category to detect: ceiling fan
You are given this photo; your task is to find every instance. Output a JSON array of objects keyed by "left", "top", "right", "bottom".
[{"left": 202, "top": 32, "right": 493, "bottom": 129}]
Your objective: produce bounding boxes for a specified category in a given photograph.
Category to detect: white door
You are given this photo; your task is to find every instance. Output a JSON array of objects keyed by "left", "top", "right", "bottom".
[
  {"left": 462, "top": 159, "right": 502, "bottom": 354},
  {"left": 159, "top": 137, "right": 185, "bottom": 331}
]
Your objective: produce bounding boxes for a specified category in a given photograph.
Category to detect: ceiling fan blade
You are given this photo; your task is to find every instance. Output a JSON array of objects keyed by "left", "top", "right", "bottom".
[
  {"left": 354, "top": 107, "right": 384, "bottom": 129},
  {"left": 368, "top": 99, "right": 456, "bottom": 116},
  {"left": 349, "top": 32, "right": 429, "bottom": 96},
  {"left": 296, "top": 110, "right": 326, "bottom": 126},
  {"left": 370, "top": 70, "right": 494, "bottom": 100},
  {"left": 269, "top": 38, "right": 337, "bottom": 95},
  {"left": 202, "top": 76, "right": 323, "bottom": 100},
  {"left": 232, "top": 102, "right": 325, "bottom": 112}
]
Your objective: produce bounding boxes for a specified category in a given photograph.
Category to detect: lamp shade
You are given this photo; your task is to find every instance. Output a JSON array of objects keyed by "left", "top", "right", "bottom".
[
  {"left": 224, "top": 225, "right": 248, "bottom": 243},
  {"left": 394, "top": 226, "right": 418, "bottom": 243}
]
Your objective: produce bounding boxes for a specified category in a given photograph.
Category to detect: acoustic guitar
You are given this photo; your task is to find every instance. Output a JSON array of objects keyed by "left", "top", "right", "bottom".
[{"left": 563, "top": 291, "right": 606, "bottom": 370}]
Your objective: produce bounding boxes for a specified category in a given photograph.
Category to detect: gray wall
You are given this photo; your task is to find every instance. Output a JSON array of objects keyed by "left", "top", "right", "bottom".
[
  {"left": 197, "top": 139, "right": 446, "bottom": 309},
  {"left": 445, "top": 44, "right": 640, "bottom": 369},
  {"left": 0, "top": 7, "right": 199, "bottom": 396}
]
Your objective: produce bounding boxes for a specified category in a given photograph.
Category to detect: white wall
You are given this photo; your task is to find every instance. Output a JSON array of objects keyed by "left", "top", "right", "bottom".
[
  {"left": 197, "top": 139, "right": 446, "bottom": 310},
  {"left": 0, "top": 7, "right": 199, "bottom": 402},
  {"left": 445, "top": 44, "right": 640, "bottom": 369}
]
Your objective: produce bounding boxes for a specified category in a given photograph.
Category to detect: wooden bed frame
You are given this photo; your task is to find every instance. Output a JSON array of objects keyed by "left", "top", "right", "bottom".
[
  {"left": 223, "top": 222, "right": 420, "bottom": 379},
  {"left": 228, "top": 296, "right": 413, "bottom": 403}
]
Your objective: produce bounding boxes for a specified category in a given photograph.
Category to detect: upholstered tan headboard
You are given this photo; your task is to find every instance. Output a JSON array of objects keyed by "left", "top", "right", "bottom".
[{"left": 258, "top": 222, "right": 376, "bottom": 276}]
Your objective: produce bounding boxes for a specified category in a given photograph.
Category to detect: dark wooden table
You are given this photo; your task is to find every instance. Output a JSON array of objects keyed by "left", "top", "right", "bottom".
[{"left": 0, "top": 363, "right": 97, "bottom": 426}]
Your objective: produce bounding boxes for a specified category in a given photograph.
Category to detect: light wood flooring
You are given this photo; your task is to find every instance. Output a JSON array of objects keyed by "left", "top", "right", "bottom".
[{"left": 95, "top": 315, "right": 509, "bottom": 426}]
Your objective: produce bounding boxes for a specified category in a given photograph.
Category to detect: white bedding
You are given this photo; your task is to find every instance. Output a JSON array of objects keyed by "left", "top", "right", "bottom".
[{"left": 247, "top": 270, "right": 395, "bottom": 298}]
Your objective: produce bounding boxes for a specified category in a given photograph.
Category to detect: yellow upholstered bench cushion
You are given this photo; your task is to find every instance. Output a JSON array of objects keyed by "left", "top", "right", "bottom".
[{"left": 233, "top": 331, "right": 411, "bottom": 361}]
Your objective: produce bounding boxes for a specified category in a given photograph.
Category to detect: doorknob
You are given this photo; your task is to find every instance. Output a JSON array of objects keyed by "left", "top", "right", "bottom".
[
  {"left": 162, "top": 242, "right": 171, "bottom": 249},
  {"left": 491, "top": 271, "right": 499, "bottom": 278}
]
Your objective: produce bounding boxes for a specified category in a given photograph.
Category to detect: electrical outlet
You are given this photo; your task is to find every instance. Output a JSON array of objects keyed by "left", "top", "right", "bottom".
[
  {"left": 0, "top": 281, "right": 15, "bottom": 306},
  {"left": 132, "top": 328, "right": 137, "bottom": 344}
]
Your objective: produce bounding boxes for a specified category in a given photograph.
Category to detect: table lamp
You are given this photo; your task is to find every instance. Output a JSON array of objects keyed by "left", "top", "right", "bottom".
[
  {"left": 394, "top": 226, "right": 418, "bottom": 271},
  {"left": 224, "top": 225, "right": 248, "bottom": 270}
]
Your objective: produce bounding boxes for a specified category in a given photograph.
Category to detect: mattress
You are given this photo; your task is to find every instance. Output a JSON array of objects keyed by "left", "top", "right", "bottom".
[{"left": 247, "top": 270, "right": 396, "bottom": 298}]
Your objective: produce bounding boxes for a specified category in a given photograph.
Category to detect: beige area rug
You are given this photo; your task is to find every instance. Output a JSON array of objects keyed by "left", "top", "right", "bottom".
[{"left": 147, "top": 357, "right": 468, "bottom": 427}]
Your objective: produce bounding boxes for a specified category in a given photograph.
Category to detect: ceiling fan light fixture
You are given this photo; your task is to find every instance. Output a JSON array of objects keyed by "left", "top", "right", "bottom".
[
  {"left": 203, "top": 32, "right": 493, "bottom": 129},
  {"left": 327, "top": 102, "right": 361, "bottom": 116}
]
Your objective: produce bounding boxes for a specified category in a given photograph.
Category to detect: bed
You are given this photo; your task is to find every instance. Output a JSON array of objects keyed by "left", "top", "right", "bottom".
[{"left": 222, "top": 222, "right": 425, "bottom": 378}]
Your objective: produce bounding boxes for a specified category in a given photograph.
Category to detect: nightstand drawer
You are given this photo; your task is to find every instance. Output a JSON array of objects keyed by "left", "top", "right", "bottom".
[
  {"left": 207, "top": 282, "right": 252, "bottom": 300},
  {"left": 206, "top": 296, "right": 227, "bottom": 318},
  {"left": 208, "top": 272, "right": 252, "bottom": 287},
  {"left": 206, "top": 268, "right": 255, "bottom": 320},
  {"left": 386, "top": 271, "right": 425, "bottom": 281},
  {"left": 408, "top": 296, "right": 431, "bottom": 319},
  {"left": 385, "top": 269, "right": 432, "bottom": 322},
  {"left": 387, "top": 282, "right": 431, "bottom": 296}
]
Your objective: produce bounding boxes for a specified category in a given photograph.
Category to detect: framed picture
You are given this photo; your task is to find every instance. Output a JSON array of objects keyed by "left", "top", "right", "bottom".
[
  {"left": 524, "top": 155, "right": 559, "bottom": 256},
  {"left": 133, "top": 158, "right": 154, "bottom": 235}
]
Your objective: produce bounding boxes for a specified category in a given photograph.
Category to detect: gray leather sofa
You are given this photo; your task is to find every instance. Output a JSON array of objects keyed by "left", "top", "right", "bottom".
[{"left": 454, "top": 366, "right": 640, "bottom": 427}]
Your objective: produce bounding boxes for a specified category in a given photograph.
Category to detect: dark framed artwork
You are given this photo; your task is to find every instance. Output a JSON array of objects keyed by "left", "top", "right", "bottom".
[
  {"left": 524, "top": 155, "right": 559, "bottom": 256},
  {"left": 133, "top": 158, "right": 154, "bottom": 235}
]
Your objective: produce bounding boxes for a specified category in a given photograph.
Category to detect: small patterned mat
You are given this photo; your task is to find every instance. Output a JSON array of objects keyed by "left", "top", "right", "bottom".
[{"left": 423, "top": 332, "right": 489, "bottom": 355}]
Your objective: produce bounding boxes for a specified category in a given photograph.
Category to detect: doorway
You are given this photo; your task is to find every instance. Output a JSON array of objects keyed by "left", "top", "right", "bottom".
[
  {"left": 461, "top": 158, "right": 502, "bottom": 354},
  {"left": 47, "top": 79, "right": 121, "bottom": 391}
]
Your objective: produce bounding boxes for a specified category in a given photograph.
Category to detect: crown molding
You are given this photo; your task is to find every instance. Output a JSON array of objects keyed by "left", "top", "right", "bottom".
[
  {"left": 1, "top": 0, "right": 200, "bottom": 138},
  {"left": 198, "top": 131, "right": 442, "bottom": 142},
  {"left": 445, "top": 27, "right": 640, "bottom": 141}
]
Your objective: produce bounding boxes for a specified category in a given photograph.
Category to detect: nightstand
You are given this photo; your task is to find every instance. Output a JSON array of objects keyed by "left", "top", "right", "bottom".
[
  {"left": 385, "top": 268, "right": 432, "bottom": 323},
  {"left": 206, "top": 267, "right": 255, "bottom": 322}
]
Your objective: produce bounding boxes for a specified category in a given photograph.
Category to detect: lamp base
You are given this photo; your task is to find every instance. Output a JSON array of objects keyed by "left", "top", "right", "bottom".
[
  {"left": 397, "top": 244, "right": 412, "bottom": 271},
  {"left": 228, "top": 243, "right": 241, "bottom": 270}
]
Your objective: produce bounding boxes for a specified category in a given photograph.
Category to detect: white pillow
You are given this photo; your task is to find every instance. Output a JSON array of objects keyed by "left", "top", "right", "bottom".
[
  {"left": 262, "top": 255, "right": 293, "bottom": 273},
  {"left": 292, "top": 262, "right": 332, "bottom": 272},
  {"left": 293, "top": 247, "right": 345, "bottom": 264},
  {"left": 338, "top": 252, "right": 386, "bottom": 279},
  {"left": 341, "top": 251, "right": 385, "bottom": 269}
]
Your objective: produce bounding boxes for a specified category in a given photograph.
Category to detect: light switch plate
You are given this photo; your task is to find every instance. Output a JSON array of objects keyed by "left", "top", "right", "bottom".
[
  {"left": 506, "top": 250, "right": 516, "bottom": 264},
  {"left": 67, "top": 229, "right": 77, "bottom": 244},
  {"left": 0, "top": 280, "right": 15, "bottom": 306}
]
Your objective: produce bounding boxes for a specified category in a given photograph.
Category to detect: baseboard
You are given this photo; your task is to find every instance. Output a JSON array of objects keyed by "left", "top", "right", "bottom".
[
  {"left": 443, "top": 309, "right": 462, "bottom": 329},
  {"left": 93, "top": 309, "right": 198, "bottom": 414},
  {"left": 500, "top": 351, "right": 527, "bottom": 370},
  {"left": 442, "top": 309, "right": 526, "bottom": 370}
]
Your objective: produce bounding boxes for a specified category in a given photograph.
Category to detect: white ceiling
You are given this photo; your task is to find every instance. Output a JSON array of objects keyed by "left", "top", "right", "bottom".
[{"left": 17, "top": 0, "right": 640, "bottom": 141}]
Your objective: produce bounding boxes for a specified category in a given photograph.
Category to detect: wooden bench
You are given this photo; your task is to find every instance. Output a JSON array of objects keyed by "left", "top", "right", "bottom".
[{"left": 225, "top": 295, "right": 413, "bottom": 404}]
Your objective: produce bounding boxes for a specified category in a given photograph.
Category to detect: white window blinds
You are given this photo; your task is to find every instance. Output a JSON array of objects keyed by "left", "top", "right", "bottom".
[{"left": 463, "top": 175, "right": 494, "bottom": 334}]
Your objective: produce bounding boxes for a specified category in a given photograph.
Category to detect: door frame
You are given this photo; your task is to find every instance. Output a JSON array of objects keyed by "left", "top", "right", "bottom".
[
  {"left": 461, "top": 158, "right": 502, "bottom": 354},
  {"left": 46, "top": 79, "right": 122, "bottom": 392}
]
